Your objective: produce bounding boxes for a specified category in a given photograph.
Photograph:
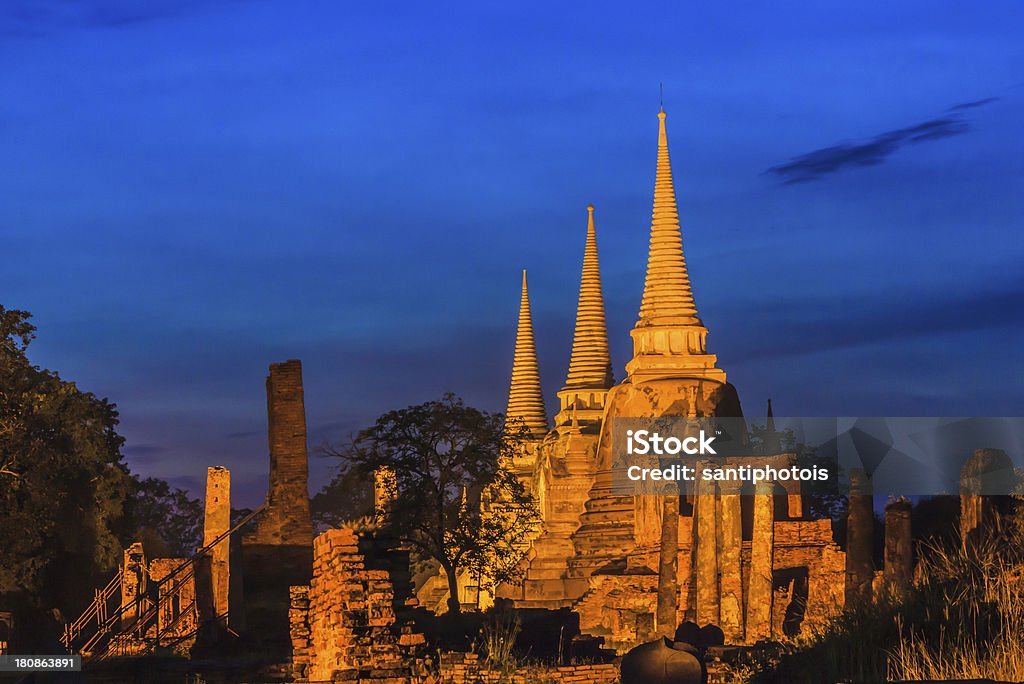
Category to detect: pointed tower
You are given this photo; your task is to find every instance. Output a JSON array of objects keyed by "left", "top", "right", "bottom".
[
  {"left": 762, "top": 398, "right": 781, "bottom": 454},
  {"left": 556, "top": 205, "right": 613, "bottom": 426},
  {"left": 625, "top": 108, "right": 726, "bottom": 384},
  {"left": 506, "top": 270, "right": 548, "bottom": 439}
]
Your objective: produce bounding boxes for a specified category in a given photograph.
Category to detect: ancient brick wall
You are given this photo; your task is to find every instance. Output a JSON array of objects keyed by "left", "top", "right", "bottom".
[
  {"left": 290, "top": 528, "right": 425, "bottom": 683},
  {"left": 439, "top": 653, "right": 619, "bottom": 684},
  {"left": 148, "top": 558, "right": 198, "bottom": 643}
]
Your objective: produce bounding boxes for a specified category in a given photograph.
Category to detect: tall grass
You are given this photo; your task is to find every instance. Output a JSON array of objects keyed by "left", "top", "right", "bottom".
[
  {"left": 888, "top": 529, "right": 1024, "bottom": 681},
  {"left": 475, "top": 609, "right": 523, "bottom": 673},
  {"left": 737, "top": 521, "right": 1024, "bottom": 683}
]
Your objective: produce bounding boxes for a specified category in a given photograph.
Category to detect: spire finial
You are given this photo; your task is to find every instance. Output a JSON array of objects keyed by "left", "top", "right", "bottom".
[
  {"left": 634, "top": 101, "right": 701, "bottom": 326},
  {"left": 563, "top": 205, "right": 613, "bottom": 391},
  {"left": 506, "top": 269, "right": 548, "bottom": 438},
  {"left": 659, "top": 82, "right": 664, "bottom": 113}
]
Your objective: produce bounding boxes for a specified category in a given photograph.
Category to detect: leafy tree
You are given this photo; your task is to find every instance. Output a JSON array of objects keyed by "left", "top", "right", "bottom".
[
  {"left": 0, "top": 306, "right": 131, "bottom": 612},
  {"left": 749, "top": 421, "right": 845, "bottom": 521},
  {"left": 122, "top": 476, "right": 204, "bottom": 557},
  {"left": 323, "top": 393, "right": 541, "bottom": 614},
  {"left": 311, "top": 465, "right": 374, "bottom": 532}
]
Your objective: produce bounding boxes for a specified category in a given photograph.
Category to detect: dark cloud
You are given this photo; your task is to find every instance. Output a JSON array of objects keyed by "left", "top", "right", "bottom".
[
  {"left": 722, "top": 279, "right": 1024, "bottom": 363},
  {"left": 766, "top": 116, "right": 970, "bottom": 184},
  {"left": 0, "top": 0, "right": 238, "bottom": 37},
  {"left": 948, "top": 97, "right": 999, "bottom": 111}
]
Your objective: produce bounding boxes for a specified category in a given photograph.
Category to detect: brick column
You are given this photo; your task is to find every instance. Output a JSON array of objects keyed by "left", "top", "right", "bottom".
[
  {"left": 656, "top": 493, "right": 679, "bottom": 637},
  {"left": 717, "top": 478, "right": 743, "bottom": 643},
  {"left": 203, "top": 466, "right": 231, "bottom": 626},
  {"left": 695, "top": 461, "right": 719, "bottom": 627},
  {"left": 746, "top": 479, "right": 774, "bottom": 642},
  {"left": 845, "top": 468, "right": 873, "bottom": 607},
  {"left": 241, "top": 360, "right": 314, "bottom": 650},
  {"left": 883, "top": 499, "right": 912, "bottom": 597}
]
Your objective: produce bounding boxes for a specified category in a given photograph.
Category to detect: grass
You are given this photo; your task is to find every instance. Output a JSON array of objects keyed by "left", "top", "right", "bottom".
[
  {"left": 726, "top": 516, "right": 1024, "bottom": 683},
  {"left": 474, "top": 608, "right": 524, "bottom": 673}
]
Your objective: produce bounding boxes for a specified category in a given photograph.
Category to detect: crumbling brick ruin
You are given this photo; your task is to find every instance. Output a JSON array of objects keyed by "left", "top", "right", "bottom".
[
  {"left": 289, "top": 528, "right": 425, "bottom": 683},
  {"left": 242, "top": 359, "right": 314, "bottom": 649}
]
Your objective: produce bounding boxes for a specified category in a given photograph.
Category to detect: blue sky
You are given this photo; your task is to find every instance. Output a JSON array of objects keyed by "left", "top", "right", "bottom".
[{"left": 3, "top": 1, "right": 1023, "bottom": 504}]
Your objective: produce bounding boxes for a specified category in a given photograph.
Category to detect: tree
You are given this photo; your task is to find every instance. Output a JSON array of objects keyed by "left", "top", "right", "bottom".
[
  {"left": 122, "top": 476, "right": 204, "bottom": 557},
  {"left": 0, "top": 306, "right": 131, "bottom": 611},
  {"left": 323, "top": 394, "right": 541, "bottom": 614},
  {"left": 310, "top": 465, "right": 374, "bottom": 532},
  {"left": 749, "top": 421, "right": 845, "bottom": 521}
]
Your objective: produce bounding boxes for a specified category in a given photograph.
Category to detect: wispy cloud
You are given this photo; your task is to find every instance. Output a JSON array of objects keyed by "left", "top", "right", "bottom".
[
  {"left": 948, "top": 97, "right": 999, "bottom": 112},
  {"left": 727, "top": 278, "right": 1024, "bottom": 362},
  {"left": 766, "top": 98, "right": 998, "bottom": 184},
  {"left": 0, "top": 0, "right": 236, "bottom": 37}
]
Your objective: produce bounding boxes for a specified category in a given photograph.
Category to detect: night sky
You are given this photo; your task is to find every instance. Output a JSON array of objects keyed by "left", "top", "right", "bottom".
[{"left": 3, "top": 1, "right": 1023, "bottom": 506}]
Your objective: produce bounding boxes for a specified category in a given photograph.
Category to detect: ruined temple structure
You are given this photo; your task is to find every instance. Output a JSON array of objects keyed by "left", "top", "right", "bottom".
[
  {"left": 61, "top": 360, "right": 315, "bottom": 662},
  {"left": 241, "top": 360, "right": 315, "bottom": 650},
  {"left": 489, "top": 108, "right": 846, "bottom": 651}
]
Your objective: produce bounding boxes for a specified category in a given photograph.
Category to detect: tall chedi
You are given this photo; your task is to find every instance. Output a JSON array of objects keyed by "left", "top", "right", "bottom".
[
  {"left": 555, "top": 205, "right": 614, "bottom": 426},
  {"left": 568, "top": 106, "right": 743, "bottom": 588},
  {"left": 625, "top": 107, "right": 726, "bottom": 384},
  {"left": 498, "top": 209, "right": 612, "bottom": 609},
  {"left": 506, "top": 270, "right": 548, "bottom": 439}
]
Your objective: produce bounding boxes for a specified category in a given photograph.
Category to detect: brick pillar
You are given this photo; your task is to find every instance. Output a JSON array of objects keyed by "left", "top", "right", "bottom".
[
  {"left": 203, "top": 466, "right": 231, "bottom": 626},
  {"left": 262, "top": 360, "right": 312, "bottom": 543},
  {"left": 717, "top": 478, "right": 743, "bottom": 643},
  {"left": 695, "top": 461, "right": 719, "bottom": 627},
  {"left": 883, "top": 498, "right": 912, "bottom": 597},
  {"left": 242, "top": 360, "right": 314, "bottom": 650},
  {"left": 746, "top": 480, "right": 774, "bottom": 642},
  {"left": 960, "top": 448, "right": 1013, "bottom": 548},
  {"left": 656, "top": 493, "right": 679, "bottom": 637},
  {"left": 120, "top": 543, "right": 147, "bottom": 630},
  {"left": 845, "top": 468, "right": 873, "bottom": 607}
]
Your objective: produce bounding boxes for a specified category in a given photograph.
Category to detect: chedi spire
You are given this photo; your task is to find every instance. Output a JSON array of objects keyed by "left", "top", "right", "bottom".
[
  {"left": 563, "top": 205, "right": 613, "bottom": 391},
  {"left": 506, "top": 270, "right": 548, "bottom": 438},
  {"left": 636, "top": 109, "right": 702, "bottom": 327},
  {"left": 625, "top": 107, "right": 725, "bottom": 384}
]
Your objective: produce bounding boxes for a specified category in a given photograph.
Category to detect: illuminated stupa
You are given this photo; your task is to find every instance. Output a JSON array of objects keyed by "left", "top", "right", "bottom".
[{"left": 491, "top": 107, "right": 845, "bottom": 650}]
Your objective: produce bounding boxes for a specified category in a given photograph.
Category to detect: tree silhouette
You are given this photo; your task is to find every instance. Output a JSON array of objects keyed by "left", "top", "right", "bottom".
[{"left": 324, "top": 393, "right": 540, "bottom": 614}]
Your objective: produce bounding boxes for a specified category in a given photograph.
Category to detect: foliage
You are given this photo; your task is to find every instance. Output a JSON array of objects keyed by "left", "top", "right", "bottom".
[
  {"left": 323, "top": 393, "right": 541, "bottom": 614},
  {"left": 474, "top": 608, "right": 524, "bottom": 674},
  {"left": 0, "top": 306, "right": 130, "bottom": 610},
  {"left": 122, "top": 476, "right": 204, "bottom": 557},
  {"left": 310, "top": 464, "right": 374, "bottom": 532},
  {"left": 748, "top": 422, "right": 845, "bottom": 521}
]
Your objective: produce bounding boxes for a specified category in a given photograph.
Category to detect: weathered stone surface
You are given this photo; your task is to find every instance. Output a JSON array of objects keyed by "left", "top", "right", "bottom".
[
  {"left": 202, "top": 465, "right": 230, "bottom": 628},
  {"left": 717, "top": 479, "right": 743, "bottom": 643},
  {"left": 149, "top": 557, "right": 197, "bottom": 642},
  {"left": 656, "top": 494, "right": 679, "bottom": 637},
  {"left": 289, "top": 529, "right": 423, "bottom": 683},
  {"left": 694, "top": 463, "right": 719, "bottom": 628},
  {"left": 242, "top": 360, "right": 314, "bottom": 650},
  {"left": 845, "top": 468, "right": 873, "bottom": 607},
  {"left": 960, "top": 448, "right": 1015, "bottom": 547},
  {"left": 884, "top": 498, "right": 913, "bottom": 597},
  {"left": 746, "top": 481, "right": 774, "bottom": 642}
]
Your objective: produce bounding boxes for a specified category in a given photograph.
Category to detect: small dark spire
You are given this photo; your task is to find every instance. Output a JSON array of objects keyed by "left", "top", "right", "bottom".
[{"left": 659, "top": 82, "right": 664, "bottom": 112}]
